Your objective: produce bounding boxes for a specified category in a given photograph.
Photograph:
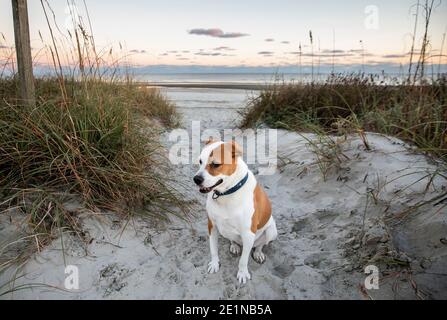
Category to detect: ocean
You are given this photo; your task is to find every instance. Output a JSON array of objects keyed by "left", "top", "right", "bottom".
[
  {"left": 135, "top": 73, "right": 326, "bottom": 85},
  {"left": 134, "top": 72, "right": 416, "bottom": 85}
]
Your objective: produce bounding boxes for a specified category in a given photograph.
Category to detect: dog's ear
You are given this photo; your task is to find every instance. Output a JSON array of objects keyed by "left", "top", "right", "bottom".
[
  {"left": 230, "top": 140, "right": 243, "bottom": 158},
  {"left": 205, "top": 137, "right": 217, "bottom": 145}
]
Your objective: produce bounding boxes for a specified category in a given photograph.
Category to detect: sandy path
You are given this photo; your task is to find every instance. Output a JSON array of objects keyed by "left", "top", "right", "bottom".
[{"left": 1, "top": 92, "right": 446, "bottom": 299}]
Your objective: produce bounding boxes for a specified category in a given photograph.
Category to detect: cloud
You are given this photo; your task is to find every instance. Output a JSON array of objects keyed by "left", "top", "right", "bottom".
[
  {"left": 188, "top": 28, "right": 248, "bottom": 38},
  {"left": 159, "top": 53, "right": 168, "bottom": 56},
  {"left": 194, "top": 51, "right": 222, "bottom": 56},
  {"left": 265, "top": 38, "right": 275, "bottom": 42},
  {"left": 427, "top": 54, "right": 445, "bottom": 59},
  {"left": 182, "top": 50, "right": 190, "bottom": 53},
  {"left": 192, "top": 50, "right": 235, "bottom": 57},
  {"left": 285, "top": 51, "right": 354, "bottom": 58},
  {"left": 322, "top": 49, "right": 345, "bottom": 54},
  {"left": 281, "top": 41, "right": 290, "bottom": 44},
  {"left": 404, "top": 49, "right": 434, "bottom": 56},
  {"left": 258, "top": 51, "right": 274, "bottom": 57},
  {"left": 382, "top": 54, "right": 406, "bottom": 58},
  {"left": 130, "top": 49, "right": 146, "bottom": 54},
  {"left": 365, "top": 60, "right": 387, "bottom": 65},
  {"left": 213, "top": 46, "right": 235, "bottom": 51},
  {"left": 308, "top": 53, "right": 354, "bottom": 57},
  {"left": 345, "top": 49, "right": 376, "bottom": 57}
]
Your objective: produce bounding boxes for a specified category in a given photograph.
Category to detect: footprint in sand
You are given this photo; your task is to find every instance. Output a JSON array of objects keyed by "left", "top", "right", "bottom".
[
  {"left": 98, "top": 263, "right": 134, "bottom": 297},
  {"left": 272, "top": 262, "right": 295, "bottom": 278},
  {"left": 292, "top": 217, "right": 312, "bottom": 233},
  {"left": 303, "top": 252, "right": 329, "bottom": 269},
  {"left": 314, "top": 209, "right": 339, "bottom": 226}
]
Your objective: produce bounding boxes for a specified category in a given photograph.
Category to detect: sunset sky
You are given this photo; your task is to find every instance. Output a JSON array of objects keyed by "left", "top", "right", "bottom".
[{"left": 1, "top": 0, "right": 446, "bottom": 71}]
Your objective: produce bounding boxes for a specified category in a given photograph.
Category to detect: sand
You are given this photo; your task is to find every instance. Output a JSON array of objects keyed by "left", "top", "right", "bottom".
[
  {"left": 139, "top": 82, "right": 269, "bottom": 91},
  {"left": 0, "top": 99, "right": 446, "bottom": 300}
]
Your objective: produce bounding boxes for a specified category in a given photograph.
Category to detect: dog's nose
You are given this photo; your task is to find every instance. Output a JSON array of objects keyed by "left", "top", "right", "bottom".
[{"left": 193, "top": 175, "right": 204, "bottom": 186}]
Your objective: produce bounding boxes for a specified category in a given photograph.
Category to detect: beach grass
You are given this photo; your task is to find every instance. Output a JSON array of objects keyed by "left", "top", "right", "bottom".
[
  {"left": 240, "top": 74, "right": 447, "bottom": 161},
  {"left": 0, "top": 76, "right": 189, "bottom": 245},
  {"left": 0, "top": 1, "right": 190, "bottom": 263}
]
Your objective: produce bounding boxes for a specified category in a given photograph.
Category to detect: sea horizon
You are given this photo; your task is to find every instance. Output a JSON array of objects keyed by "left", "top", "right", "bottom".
[{"left": 133, "top": 71, "right": 447, "bottom": 88}]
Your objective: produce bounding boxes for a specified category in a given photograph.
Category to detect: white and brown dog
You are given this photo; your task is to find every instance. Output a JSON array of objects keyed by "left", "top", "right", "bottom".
[{"left": 193, "top": 139, "right": 277, "bottom": 283}]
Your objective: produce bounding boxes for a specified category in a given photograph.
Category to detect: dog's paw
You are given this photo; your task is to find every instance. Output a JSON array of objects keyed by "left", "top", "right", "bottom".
[
  {"left": 229, "top": 243, "right": 241, "bottom": 256},
  {"left": 207, "top": 260, "right": 220, "bottom": 274},
  {"left": 252, "top": 250, "right": 266, "bottom": 264},
  {"left": 237, "top": 268, "right": 251, "bottom": 284}
]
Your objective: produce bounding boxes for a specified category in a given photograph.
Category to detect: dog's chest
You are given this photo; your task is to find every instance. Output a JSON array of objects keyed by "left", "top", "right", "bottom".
[
  {"left": 207, "top": 197, "right": 253, "bottom": 244},
  {"left": 214, "top": 214, "right": 242, "bottom": 243}
]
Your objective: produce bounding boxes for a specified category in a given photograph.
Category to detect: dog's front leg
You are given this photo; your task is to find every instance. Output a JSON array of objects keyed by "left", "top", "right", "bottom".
[
  {"left": 237, "top": 232, "right": 255, "bottom": 284},
  {"left": 207, "top": 225, "right": 220, "bottom": 273}
]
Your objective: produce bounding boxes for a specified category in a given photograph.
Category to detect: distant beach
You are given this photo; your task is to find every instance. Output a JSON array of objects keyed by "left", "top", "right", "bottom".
[
  {"left": 134, "top": 72, "right": 295, "bottom": 90},
  {"left": 133, "top": 72, "right": 420, "bottom": 90},
  {"left": 139, "top": 82, "right": 266, "bottom": 90},
  {"left": 157, "top": 86, "right": 254, "bottom": 111}
]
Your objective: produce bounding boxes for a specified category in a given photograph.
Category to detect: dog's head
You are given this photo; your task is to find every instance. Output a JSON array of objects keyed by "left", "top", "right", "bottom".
[{"left": 193, "top": 138, "right": 243, "bottom": 194}]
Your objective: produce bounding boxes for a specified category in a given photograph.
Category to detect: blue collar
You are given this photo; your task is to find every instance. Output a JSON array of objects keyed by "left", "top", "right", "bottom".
[{"left": 212, "top": 172, "right": 249, "bottom": 200}]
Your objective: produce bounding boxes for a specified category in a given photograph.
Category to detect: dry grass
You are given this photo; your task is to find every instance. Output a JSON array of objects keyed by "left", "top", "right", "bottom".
[
  {"left": 241, "top": 74, "right": 447, "bottom": 161},
  {"left": 128, "top": 85, "right": 180, "bottom": 128},
  {"left": 0, "top": 77, "right": 189, "bottom": 239},
  {"left": 0, "top": 0, "right": 189, "bottom": 275}
]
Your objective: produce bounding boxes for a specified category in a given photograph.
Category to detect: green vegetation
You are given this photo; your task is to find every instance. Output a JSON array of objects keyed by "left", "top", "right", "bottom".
[
  {"left": 241, "top": 74, "right": 447, "bottom": 160},
  {"left": 0, "top": 77, "right": 188, "bottom": 246},
  {"left": 0, "top": 0, "right": 188, "bottom": 257}
]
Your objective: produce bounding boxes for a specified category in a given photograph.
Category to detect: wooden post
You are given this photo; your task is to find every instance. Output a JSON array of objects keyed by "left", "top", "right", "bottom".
[{"left": 12, "top": 0, "right": 35, "bottom": 107}]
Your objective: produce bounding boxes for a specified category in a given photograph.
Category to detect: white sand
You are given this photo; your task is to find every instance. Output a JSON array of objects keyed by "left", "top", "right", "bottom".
[{"left": 1, "top": 102, "right": 446, "bottom": 300}]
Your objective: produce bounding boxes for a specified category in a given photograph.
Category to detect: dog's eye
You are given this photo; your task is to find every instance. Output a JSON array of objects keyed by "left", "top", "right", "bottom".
[
  {"left": 199, "top": 159, "right": 202, "bottom": 165},
  {"left": 211, "top": 162, "right": 221, "bottom": 168}
]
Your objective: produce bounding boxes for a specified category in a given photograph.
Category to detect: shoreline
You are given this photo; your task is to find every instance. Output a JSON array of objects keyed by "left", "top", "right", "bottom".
[
  {"left": 131, "top": 79, "right": 439, "bottom": 90},
  {"left": 134, "top": 82, "right": 266, "bottom": 90}
]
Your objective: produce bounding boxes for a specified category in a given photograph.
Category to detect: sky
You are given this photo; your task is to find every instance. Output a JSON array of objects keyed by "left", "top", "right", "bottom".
[{"left": 1, "top": 0, "right": 446, "bottom": 72}]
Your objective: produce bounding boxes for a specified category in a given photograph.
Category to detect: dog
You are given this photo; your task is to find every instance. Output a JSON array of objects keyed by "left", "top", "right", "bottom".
[{"left": 193, "top": 138, "right": 277, "bottom": 283}]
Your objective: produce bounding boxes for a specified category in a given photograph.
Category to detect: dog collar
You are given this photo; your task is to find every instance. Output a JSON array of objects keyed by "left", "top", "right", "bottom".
[{"left": 212, "top": 172, "right": 249, "bottom": 200}]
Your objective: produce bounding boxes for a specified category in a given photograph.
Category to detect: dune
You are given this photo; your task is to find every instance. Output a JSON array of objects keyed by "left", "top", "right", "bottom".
[{"left": 0, "top": 98, "right": 446, "bottom": 300}]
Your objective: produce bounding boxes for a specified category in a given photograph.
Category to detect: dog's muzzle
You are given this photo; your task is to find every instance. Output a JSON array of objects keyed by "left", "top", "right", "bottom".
[{"left": 193, "top": 175, "right": 223, "bottom": 194}]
